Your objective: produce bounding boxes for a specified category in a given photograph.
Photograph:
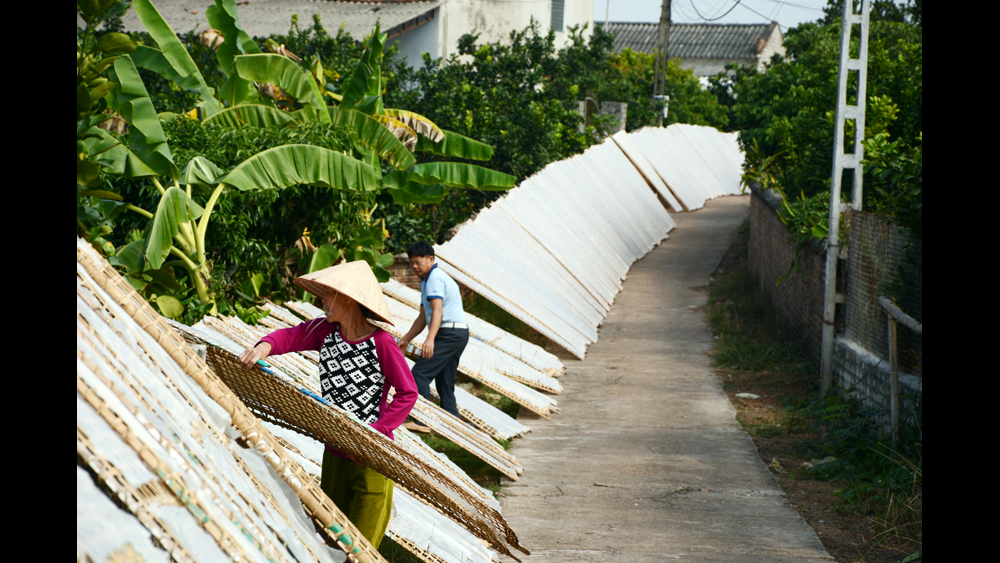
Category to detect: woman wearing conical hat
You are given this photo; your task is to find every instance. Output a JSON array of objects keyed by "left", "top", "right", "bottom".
[{"left": 238, "top": 260, "right": 417, "bottom": 549}]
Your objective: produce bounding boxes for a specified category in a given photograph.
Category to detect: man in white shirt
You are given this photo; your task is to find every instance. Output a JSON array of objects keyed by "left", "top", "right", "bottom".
[{"left": 398, "top": 241, "right": 469, "bottom": 419}]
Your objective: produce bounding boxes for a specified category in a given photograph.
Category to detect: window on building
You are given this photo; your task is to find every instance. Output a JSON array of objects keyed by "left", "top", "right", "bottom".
[{"left": 551, "top": 0, "right": 564, "bottom": 32}]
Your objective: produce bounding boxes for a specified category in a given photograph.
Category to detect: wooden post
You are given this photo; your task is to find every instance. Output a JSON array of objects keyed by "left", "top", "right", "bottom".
[
  {"left": 888, "top": 315, "right": 899, "bottom": 445},
  {"left": 654, "top": 0, "right": 671, "bottom": 126}
]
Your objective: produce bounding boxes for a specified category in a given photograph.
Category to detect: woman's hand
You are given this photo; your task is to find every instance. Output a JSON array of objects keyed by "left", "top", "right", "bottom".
[{"left": 238, "top": 342, "right": 272, "bottom": 370}]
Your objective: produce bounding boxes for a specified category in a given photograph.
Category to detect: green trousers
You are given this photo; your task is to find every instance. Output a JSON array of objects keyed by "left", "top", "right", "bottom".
[{"left": 320, "top": 450, "right": 394, "bottom": 550}]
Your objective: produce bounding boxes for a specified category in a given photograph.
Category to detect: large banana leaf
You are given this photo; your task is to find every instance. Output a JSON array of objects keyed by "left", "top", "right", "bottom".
[
  {"left": 219, "top": 144, "right": 380, "bottom": 193},
  {"left": 81, "top": 127, "right": 159, "bottom": 178},
  {"left": 234, "top": 54, "right": 330, "bottom": 123},
  {"left": 206, "top": 0, "right": 261, "bottom": 106},
  {"left": 203, "top": 104, "right": 297, "bottom": 128},
  {"left": 382, "top": 109, "right": 444, "bottom": 143},
  {"left": 328, "top": 107, "right": 415, "bottom": 170},
  {"left": 179, "top": 156, "right": 225, "bottom": 187},
  {"left": 131, "top": 0, "right": 223, "bottom": 115},
  {"left": 406, "top": 162, "right": 515, "bottom": 191},
  {"left": 144, "top": 186, "right": 205, "bottom": 269},
  {"left": 339, "top": 22, "right": 385, "bottom": 113},
  {"left": 132, "top": 45, "right": 201, "bottom": 91},
  {"left": 414, "top": 128, "right": 495, "bottom": 161},
  {"left": 385, "top": 183, "right": 448, "bottom": 205},
  {"left": 108, "top": 55, "right": 178, "bottom": 180}
]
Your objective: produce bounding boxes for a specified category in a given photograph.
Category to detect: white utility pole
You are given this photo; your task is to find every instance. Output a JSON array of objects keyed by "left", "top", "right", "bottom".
[{"left": 819, "top": 0, "right": 871, "bottom": 395}]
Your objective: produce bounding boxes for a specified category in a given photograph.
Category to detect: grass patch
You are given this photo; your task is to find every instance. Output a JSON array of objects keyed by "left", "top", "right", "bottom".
[
  {"left": 378, "top": 536, "right": 423, "bottom": 563},
  {"left": 708, "top": 219, "right": 922, "bottom": 562}
]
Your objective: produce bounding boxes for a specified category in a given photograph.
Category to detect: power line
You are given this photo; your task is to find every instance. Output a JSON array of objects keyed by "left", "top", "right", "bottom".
[
  {"left": 756, "top": 0, "right": 825, "bottom": 12},
  {"left": 689, "top": 0, "right": 743, "bottom": 21}
]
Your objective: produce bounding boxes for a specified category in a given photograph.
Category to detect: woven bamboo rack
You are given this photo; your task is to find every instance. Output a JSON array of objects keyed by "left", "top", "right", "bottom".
[
  {"left": 188, "top": 308, "right": 523, "bottom": 486},
  {"left": 77, "top": 244, "right": 374, "bottom": 563},
  {"left": 380, "top": 294, "right": 562, "bottom": 394},
  {"left": 284, "top": 300, "right": 557, "bottom": 420},
  {"left": 278, "top": 425, "right": 497, "bottom": 563},
  {"left": 77, "top": 239, "right": 529, "bottom": 561},
  {"left": 379, "top": 279, "right": 564, "bottom": 377}
]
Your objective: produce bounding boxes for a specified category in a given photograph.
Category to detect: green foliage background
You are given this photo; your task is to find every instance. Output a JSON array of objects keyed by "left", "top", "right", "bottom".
[
  {"left": 374, "top": 22, "right": 726, "bottom": 251},
  {"left": 715, "top": 4, "right": 921, "bottom": 241}
]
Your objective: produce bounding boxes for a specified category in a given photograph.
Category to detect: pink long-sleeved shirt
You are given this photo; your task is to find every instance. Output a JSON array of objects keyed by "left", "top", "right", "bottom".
[{"left": 258, "top": 317, "right": 417, "bottom": 459}]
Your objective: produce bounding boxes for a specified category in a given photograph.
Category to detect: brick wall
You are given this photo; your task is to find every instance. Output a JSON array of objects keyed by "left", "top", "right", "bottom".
[
  {"left": 386, "top": 254, "right": 422, "bottom": 290},
  {"left": 748, "top": 185, "right": 921, "bottom": 429},
  {"left": 747, "top": 185, "right": 828, "bottom": 363}
]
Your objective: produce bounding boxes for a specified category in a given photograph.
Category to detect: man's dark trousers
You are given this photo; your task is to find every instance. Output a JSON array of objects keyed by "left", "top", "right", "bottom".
[{"left": 411, "top": 327, "right": 469, "bottom": 418}]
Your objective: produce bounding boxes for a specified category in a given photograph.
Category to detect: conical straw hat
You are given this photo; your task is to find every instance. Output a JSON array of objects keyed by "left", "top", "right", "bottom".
[{"left": 294, "top": 261, "right": 394, "bottom": 326}]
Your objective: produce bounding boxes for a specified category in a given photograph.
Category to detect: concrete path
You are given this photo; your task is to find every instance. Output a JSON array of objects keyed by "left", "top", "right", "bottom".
[{"left": 499, "top": 195, "right": 833, "bottom": 562}]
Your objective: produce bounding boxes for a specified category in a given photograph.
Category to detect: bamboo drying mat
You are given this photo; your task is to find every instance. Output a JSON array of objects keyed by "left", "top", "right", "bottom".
[
  {"left": 179, "top": 328, "right": 525, "bottom": 559},
  {"left": 410, "top": 396, "right": 523, "bottom": 481},
  {"left": 77, "top": 241, "right": 376, "bottom": 563},
  {"left": 267, "top": 422, "right": 496, "bottom": 563},
  {"left": 267, "top": 300, "right": 530, "bottom": 441},
  {"left": 77, "top": 239, "right": 528, "bottom": 561},
  {"left": 284, "top": 300, "right": 557, "bottom": 420},
  {"left": 186, "top": 309, "right": 522, "bottom": 487}
]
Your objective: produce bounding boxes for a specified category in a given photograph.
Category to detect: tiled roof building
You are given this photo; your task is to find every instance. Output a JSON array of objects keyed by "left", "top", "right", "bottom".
[
  {"left": 94, "top": 1, "right": 594, "bottom": 69},
  {"left": 603, "top": 21, "right": 785, "bottom": 76}
]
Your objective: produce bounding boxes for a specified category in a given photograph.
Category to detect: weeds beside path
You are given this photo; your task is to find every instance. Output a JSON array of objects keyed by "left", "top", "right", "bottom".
[{"left": 708, "top": 219, "right": 922, "bottom": 563}]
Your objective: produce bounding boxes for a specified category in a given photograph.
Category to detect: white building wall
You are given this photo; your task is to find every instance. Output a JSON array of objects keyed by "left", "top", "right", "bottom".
[
  {"left": 756, "top": 29, "right": 786, "bottom": 71},
  {"left": 391, "top": 9, "right": 442, "bottom": 68},
  {"left": 553, "top": 0, "right": 594, "bottom": 48},
  {"left": 437, "top": 0, "right": 592, "bottom": 61}
]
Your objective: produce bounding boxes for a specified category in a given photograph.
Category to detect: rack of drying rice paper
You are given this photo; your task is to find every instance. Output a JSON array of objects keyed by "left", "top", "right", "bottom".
[
  {"left": 263, "top": 418, "right": 498, "bottom": 563},
  {"left": 433, "top": 133, "right": 680, "bottom": 359},
  {"left": 261, "top": 300, "right": 529, "bottom": 442},
  {"left": 185, "top": 305, "right": 523, "bottom": 482},
  {"left": 379, "top": 293, "right": 562, "bottom": 394},
  {"left": 379, "top": 279, "right": 564, "bottom": 378},
  {"left": 77, "top": 238, "right": 377, "bottom": 563},
  {"left": 76, "top": 239, "right": 530, "bottom": 562},
  {"left": 168, "top": 318, "right": 529, "bottom": 560},
  {"left": 284, "top": 300, "right": 559, "bottom": 419}
]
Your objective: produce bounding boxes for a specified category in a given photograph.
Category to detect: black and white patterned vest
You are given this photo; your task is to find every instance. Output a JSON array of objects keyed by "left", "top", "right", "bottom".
[{"left": 318, "top": 328, "right": 385, "bottom": 424}]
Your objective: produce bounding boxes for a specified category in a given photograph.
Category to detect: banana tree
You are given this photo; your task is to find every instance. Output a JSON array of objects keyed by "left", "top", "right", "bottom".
[
  {"left": 105, "top": 48, "right": 381, "bottom": 315},
  {"left": 126, "top": 2, "right": 515, "bottom": 285}
]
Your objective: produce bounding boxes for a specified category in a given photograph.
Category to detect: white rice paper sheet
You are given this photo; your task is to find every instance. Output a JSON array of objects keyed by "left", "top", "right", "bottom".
[
  {"left": 434, "top": 255, "right": 587, "bottom": 359},
  {"left": 435, "top": 135, "right": 675, "bottom": 359},
  {"left": 659, "top": 125, "right": 728, "bottom": 199},
  {"left": 671, "top": 124, "right": 744, "bottom": 196},
  {"left": 493, "top": 188, "right": 620, "bottom": 310},
  {"left": 449, "top": 216, "right": 601, "bottom": 341},
  {"left": 432, "top": 384, "right": 530, "bottom": 441},
  {"left": 77, "top": 466, "right": 172, "bottom": 563},
  {"left": 610, "top": 129, "right": 685, "bottom": 212},
  {"left": 475, "top": 204, "right": 608, "bottom": 321},
  {"left": 628, "top": 127, "right": 707, "bottom": 210},
  {"left": 582, "top": 138, "right": 675, "bottom": 244},
  {"left": 77, "top": 251, "right": 346, "bottom": 563}
]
